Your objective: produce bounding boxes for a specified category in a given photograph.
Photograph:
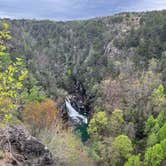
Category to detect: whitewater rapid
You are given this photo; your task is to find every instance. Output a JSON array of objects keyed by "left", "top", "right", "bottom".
[{"left": 65, "top": 98, "right": 88, "bottom": 124}]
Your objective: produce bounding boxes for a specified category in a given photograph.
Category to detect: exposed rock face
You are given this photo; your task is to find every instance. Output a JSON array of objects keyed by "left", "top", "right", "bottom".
[{"left": 0, "top": 125, "right": 55, "bottom": 166}]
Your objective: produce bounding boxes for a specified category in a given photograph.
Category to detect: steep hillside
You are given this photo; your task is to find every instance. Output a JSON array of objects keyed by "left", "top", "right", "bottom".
[{"left": 1, "top": 11, "right": 165, "bottom": 96}]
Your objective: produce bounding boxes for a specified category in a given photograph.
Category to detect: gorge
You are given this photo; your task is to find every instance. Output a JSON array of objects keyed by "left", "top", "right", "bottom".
[{"left": 0, "top": 9, "right": 165, "bottom": 165}]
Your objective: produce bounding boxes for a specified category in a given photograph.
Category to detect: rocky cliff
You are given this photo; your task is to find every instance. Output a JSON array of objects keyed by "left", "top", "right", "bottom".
[{"left": 0, "top": 126, "right": 55, "bottom": 166}]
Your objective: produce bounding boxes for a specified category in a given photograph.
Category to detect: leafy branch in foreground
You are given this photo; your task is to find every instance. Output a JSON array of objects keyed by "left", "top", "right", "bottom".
[{"left": 0, "top": 22, "right": 27, "bottom": 124}]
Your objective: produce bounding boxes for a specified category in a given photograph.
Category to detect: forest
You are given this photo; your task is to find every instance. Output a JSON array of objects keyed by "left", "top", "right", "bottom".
[{"left": 0, "top": 10, "right": 165, "bottom": 166}]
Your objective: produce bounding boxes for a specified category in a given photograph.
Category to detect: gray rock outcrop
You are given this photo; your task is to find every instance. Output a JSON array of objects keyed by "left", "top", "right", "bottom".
[{"left": 0, "top": 125, "right": 55, "bottom": 166}]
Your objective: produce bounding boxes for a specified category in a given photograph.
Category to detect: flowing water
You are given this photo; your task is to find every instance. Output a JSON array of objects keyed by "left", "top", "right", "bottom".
[
  {"left": 65, "top": 98, "right": 88, "bottom": 124},
  {"left": 65, "top": 98, "right": 89, "bottom": 141}
]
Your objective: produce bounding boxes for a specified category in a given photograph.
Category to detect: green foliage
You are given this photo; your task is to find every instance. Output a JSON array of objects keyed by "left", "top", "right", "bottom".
[
  {"left": 145, "top": 115, "right": 156, "bottom": 134},
  {"left": 112, "top": 135, "right": 133, "bottom": 160},
  {"left": 144, "top": 144, "right": 164, "bottom": 166},
  {"left": 87, "top": 111, "right": 108, "bottom": 139},
  {"left": 124, "top": 154, "right": 141, "bottom": 166},
  {"left": 160, "top": 139, "right": 166, "bottom": 158},
  {"left": 147, "top": 133, "right": 158, "bottom": 147},
  {"left": 156, "top": 111, "right": 166, "bottom": 127},
  {"left": 0, "top": 22, "right": 27, "bottom": 124},
  {"left": 0, "top": 60, "right": 27, "bottom": 99},
  {"left": 88, "top": 135, "right": 133, "bottom": 166},
  {"left": 151, "top": 84, "right": 166, "bottom": 108},
  {"left": 151, "top": 123, "right": 160, "bottom": 135},
  {"left": 110, "top": 109, "right": 125, "bottom": 136},
  {"left": 20, "top": 85, "right": 46, "bottom": 103},
  {"left": 144, "top": 111, "right": 166, "bottom": 148},
  {"left": 158, "top": 123, "right": 166, "bottom": 142}
]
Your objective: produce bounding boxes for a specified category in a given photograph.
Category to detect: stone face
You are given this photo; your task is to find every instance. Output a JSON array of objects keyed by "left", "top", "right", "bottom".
[{"left": 0, "top": 125, "right": 55, "bottom": 166}]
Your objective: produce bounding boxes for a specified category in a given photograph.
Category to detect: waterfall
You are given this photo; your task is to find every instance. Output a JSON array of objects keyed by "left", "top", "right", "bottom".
[{"left": 65, "top": 98, "right": 88, "bottom": 124}]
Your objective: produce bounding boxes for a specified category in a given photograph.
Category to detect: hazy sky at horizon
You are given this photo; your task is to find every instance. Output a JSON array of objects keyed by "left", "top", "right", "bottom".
[{"left": 0, "top": 0, "right": 166, "bottom": 20}]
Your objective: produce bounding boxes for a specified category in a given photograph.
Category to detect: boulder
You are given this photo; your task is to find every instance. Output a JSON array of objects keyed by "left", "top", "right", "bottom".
[{"left": 0, "top": 125, "right": 55, "bottom": 166}]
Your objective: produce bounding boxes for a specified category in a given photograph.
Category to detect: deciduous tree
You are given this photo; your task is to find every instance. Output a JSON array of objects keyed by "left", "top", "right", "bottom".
[
  {"left": 23, "top": 99, "right": 58, "bottom": 136},
  {"left": 144, "top": 144, "right": 164, "bottom": 166},
  {"left": 0, "top": 23, "right": 27, "bottom": 124}
]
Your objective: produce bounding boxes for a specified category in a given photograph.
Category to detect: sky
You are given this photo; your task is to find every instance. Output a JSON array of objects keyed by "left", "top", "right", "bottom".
[{"left": 0, "top": 0, "right": 166, "bottom": 21}]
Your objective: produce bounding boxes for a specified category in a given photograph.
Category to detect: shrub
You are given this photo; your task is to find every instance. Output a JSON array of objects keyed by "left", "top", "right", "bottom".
[
  {"left": 88, "top": 111, "right": 108, "bottom": 139},
  {"left": 144, "top": 144, "right": 164, "bottom": 166},
  {"left": 39, "top": 127, "right": 94, "bottom": 166},
  {"left": 124, "top": 154, "right": 141, "bottom": 166},
  {"left": 23, "top": 99, "right": 58, "bottom": 135}
]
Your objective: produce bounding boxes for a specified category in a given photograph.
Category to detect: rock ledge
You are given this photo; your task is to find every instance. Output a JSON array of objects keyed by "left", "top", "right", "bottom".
[{"left": 0, "top": 125, "right": 55, "bottom": 166}]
